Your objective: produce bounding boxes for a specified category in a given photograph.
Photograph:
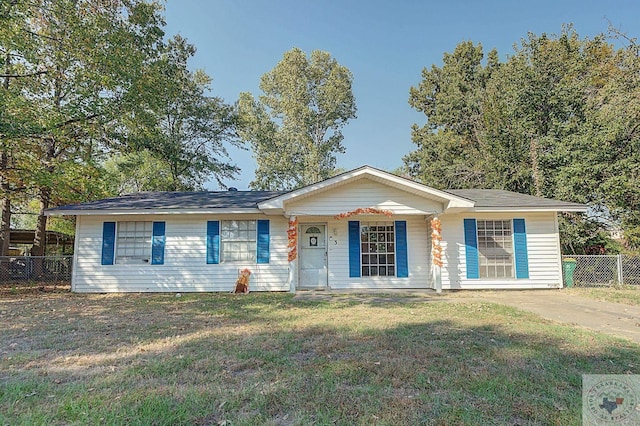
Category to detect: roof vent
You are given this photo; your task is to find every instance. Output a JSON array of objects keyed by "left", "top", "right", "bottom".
[{"left": 228, "top": 187, "right": 238, "bottom": 192}]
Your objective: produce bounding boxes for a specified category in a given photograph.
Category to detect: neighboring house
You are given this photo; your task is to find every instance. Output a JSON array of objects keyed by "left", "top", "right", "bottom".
[{"left": 45, "top": 166, "right": 586, "bottom": 293}]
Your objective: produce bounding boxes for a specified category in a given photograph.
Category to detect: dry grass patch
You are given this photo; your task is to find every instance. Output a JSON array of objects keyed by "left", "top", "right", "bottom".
[
  {"left": 0, "top": 282, "right": 70, "bottom": 297},
  {"left": 1, "top": 292, "right": 639, "bottom": 425},
  {"left": 564, "top": 286, "right": 640, "bottom": 306}
]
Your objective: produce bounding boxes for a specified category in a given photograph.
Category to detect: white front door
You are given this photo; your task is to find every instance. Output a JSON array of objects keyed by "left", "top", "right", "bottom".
[{"left": 298, "top": 224, "right": 328, "bottom": 289}]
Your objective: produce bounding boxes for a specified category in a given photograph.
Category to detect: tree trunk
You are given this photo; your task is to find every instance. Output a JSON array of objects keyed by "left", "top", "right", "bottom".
[
  {"left": 0, "top": 152, "right": 11, "bottom": 256},
  {"left": 530, "top": 137, "right": 543, "bottom": 197},
  {"left": 0, "top": 54, "right": 12, "bottom": 256},
  {"left": 31, "top": 188, "right": 50, "bottom": 257}
]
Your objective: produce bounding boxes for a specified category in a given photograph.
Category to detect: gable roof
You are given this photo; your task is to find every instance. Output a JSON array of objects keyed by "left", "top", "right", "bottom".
[
  {"left": 447, "top": 189, "right": 586, "bottom": 212},
  {"left": 258, "top": 165, "right": 475, "bottom": 214},
  {"left": 45, "top": 191, "right": 286, "bottom": 216}
]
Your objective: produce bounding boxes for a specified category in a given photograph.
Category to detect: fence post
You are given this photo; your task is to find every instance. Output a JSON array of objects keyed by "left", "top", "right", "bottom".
[{"left": 617, "top": 254, "right": 624, "bottom": 286}]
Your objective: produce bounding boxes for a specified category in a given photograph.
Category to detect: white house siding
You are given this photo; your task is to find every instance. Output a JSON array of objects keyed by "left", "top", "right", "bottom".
[
  {"left": 286, "top": 178, "right": 444, "bottom": 216},
  {"left": 439, "top": 211, "right": 562, "bottom": 289},
  {"left": 73, "top": 214, "right": 290, "bottom": 293},
  {"left": 295, "top": 215, "right": 432, "bottom": 290}
]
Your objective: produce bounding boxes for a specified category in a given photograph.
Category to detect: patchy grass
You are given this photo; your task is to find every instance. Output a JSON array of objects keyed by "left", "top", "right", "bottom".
[
  {"left": 0, "top": 282, "right": 70, "bottom": 297},
  {"left": 1, "top": 292, "right": 638, "bottom": 425},
  {"left": 565, "top": 286, "right": 640, "bottom": 306}
]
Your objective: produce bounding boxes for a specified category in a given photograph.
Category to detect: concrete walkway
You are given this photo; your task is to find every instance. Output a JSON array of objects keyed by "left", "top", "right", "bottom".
[{"left": 294, "top": 289, "right": 640, "bottom": 344}]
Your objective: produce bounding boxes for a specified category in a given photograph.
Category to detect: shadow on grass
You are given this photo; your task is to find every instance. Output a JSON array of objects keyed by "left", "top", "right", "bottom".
[{"left": 1, "top": 293, "right": 638, "bottom": 425}]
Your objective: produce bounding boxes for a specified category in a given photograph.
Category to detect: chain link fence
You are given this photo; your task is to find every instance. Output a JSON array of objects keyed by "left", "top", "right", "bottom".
[
  {"left": 562, "top": 255, "right": 640, "bottom": 287},
  {"left": 0, "top": 256, "right": 73, "bottom": 283}
]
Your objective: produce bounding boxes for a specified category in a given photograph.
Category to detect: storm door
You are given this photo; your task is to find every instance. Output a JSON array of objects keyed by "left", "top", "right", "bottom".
[{"left": 298, "top": 224, "right": 328, "bottom": 289}]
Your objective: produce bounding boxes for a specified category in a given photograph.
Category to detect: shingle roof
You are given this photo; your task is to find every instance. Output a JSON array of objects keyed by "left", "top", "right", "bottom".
[
  {"left": 46, "top": 191, "right": 287, "bottom": 213},
  {"left": 44, "top": 178, "right": 586, "bottom": 215},
  {"left": 447, "top": 189, "right": 585, "bottom": 210}
]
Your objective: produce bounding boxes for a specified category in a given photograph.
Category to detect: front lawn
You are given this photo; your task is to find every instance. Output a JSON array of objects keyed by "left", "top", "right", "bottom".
[{"left": 1, "top": 292, "right": 638, "bottom": 425}]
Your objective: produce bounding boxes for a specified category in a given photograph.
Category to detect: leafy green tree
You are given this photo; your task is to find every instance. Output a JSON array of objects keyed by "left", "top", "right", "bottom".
[
  {"left": 558, "top": 30, "right": 640, "bottom": 250},
  {"left": 405, "top": 27, "right": 640, "bottom": 253},
  {"left": 0, "top": 0, "right": 171, "bottom": 255},
  {"left": 0, "top": 0, "right": 43, "bottom": 255},
  {"left": 120, "top": 36, "right": 241, "bottom": 191},
  {"left": 239, "top": 48, "right": 356, "bottom": 190},
  {"left": 1, "top": 1, "right": 240, "bottom": 256},
  {"left": 31, "top": 0, "right": 169, "bottom": 256},
  {"left": 405, "top": 41, "right": 498, "bottom": 189},
  {"left": 103, "top": 151, "right": 175, "bottom": 194}
]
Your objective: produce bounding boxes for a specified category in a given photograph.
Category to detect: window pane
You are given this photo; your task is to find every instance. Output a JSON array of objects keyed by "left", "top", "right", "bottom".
[
  {"left": 360, "top": 222, "right": 396, "bottom": 276},
  {"left": 220, "top": 220, "right": 256, "bottom": 263},
  {"left": 116, "top": 221, "right": 152, "bottom": 264},
  {"left": 477, "top": 220, "right": 514, "bottom": 279}
]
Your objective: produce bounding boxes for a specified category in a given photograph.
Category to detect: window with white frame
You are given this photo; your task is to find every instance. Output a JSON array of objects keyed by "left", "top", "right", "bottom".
[
  {"left": 116, "top": 221, "right": 152, "bottom": 264},
  {"left": 221, "top": 220, "right": 256, "bottom": 262},
  {"left": 360, "top": 222, "right": 395, "bottom": 277},
  {"left": 477, "top": 220, "right": 514, "bottom": 278}
]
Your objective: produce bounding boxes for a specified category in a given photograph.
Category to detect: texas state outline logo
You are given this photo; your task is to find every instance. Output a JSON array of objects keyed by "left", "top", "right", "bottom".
[{"left": 583, "top": 375, "right": 640, "bottom": 425}]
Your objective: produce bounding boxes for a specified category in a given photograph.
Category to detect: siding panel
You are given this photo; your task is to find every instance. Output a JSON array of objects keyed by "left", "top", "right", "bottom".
[
  {"left": 73, "top": 214, "right": 290, "bottom": 292},
  {"left": 440, "top": 212, "right": 562, "bottom": 289},
  {"left": 287, "top": 178, "right": 444, "bottom": 215}
]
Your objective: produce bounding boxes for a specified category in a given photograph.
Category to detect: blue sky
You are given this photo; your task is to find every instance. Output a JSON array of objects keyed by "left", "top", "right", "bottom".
[{"left": 164, "top": 0, "right": 638, "bottom": 190}]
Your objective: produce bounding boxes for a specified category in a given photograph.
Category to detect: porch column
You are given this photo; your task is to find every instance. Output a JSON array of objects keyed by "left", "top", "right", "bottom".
[
  {"left": 431, "top": 216, "right": 443, "bottom": 293},
  {"left": 287, "top": 216, "right": 298, "bottom": 292}
]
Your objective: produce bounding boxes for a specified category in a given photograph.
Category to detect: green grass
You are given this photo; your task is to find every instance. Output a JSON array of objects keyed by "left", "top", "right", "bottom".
[
  {"left": 565, "top": 286, "right": 640, "bottom": 306},
  {"left": 1, "top": 292, "right": 639, "bottom": 425}
]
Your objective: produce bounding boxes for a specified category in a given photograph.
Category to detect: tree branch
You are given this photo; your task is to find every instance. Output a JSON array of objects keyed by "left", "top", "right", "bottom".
[
  {"left": 0, "top": 70, "right": 48, "bottom": 78},
  {"left": 54, "top": 112, "right": 101, "bottom": 129},
  {"left": 21, "top": 28, "right": 60, "bottom": 42}
]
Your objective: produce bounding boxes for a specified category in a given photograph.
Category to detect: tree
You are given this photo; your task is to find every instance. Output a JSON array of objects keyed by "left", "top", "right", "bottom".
[
  {"left": 1, "top": 1, "right": 242, "bottom": 256},
  {"left": 34, "top": 0, "right": 171, "bottom": 256},
  {"left": 0, "top": 0, "right": 43, "bottom": 255},
  {"left": 239, "top": 48, "right": 356, "bottom": 190},
  {"left": 405, "top": 41, "right": 498, "bottom": 189},
  {"left": 404, "top": 27, "right": 640, "bottom": 253},
  {"left": 119, "top": 36, "right": 241, "bottom": 192},
  {"left": 0, "top": 0, "right": 172, "bottom": 255},
  {"left": 103, "top": 151, "right": 176, "bottom": 194},
  {"left": 558, "top": 29, "right": 640, "bottom": 249}
]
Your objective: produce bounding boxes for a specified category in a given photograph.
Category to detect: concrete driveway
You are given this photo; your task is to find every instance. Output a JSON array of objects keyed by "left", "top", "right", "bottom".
[{"left": 467, "top": 290, "right": 640, "bottom": 344}]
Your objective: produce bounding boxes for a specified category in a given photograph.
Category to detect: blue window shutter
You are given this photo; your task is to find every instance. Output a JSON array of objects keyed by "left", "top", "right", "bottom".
[
  {"left": 348, "top": 221, "right": 361, "bottom": 277},
  {"left": 513, "top": 218, "right": 529, "bottom": 279},
  {"left": 206, "top": 221, "right": 220, "bottom": 264},
  {"left": 151, "top": 222, "right": 165, "bottom": 265},
  {"left": 101, "top": 222, "right": 116, "bottom": 265},
  {"left": 464, "top": 219, "right": 479, "bottom": 279},
  {"left": 395, "top": 221, "right": 409, "bottom": 278},
  {"left": 257, "top": 220, "right": 270, "bottom": 264}
]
